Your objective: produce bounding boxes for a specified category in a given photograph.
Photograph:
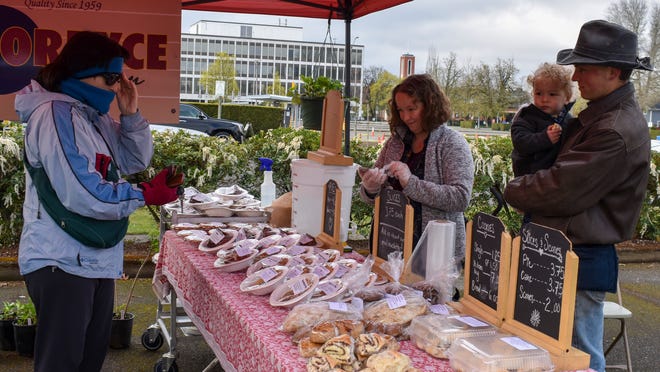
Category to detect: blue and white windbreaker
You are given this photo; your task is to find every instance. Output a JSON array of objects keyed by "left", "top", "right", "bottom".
[{"left": 15, "top": 80, "right": 152, "bottom": 278}]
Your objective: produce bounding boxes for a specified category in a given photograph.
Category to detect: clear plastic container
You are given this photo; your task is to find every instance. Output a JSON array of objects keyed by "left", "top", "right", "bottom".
[
  {"left": 446, "top": 332, "right": 554, "bottom": 372},
  {"left": 408, "top": 314, "right": 497, "bottom": 359}
]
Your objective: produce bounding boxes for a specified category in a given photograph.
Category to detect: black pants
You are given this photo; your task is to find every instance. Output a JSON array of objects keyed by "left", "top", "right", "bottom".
[{"left": 24, "top": 266, "right": 114, "bottom": 372}]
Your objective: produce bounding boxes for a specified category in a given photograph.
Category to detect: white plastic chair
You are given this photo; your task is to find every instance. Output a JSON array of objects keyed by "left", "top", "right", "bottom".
[{"left": 603, "top": 280, "right": 632, "bottom": 371}]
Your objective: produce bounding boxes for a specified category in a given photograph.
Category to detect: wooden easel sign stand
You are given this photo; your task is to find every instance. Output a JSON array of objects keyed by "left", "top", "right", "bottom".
[
  {"left": 306, "top": 90, "right": 354, "bottom": 166},
  {"left": 316, "top": 179, "right": 342, "bottom": 250},
  {"left": 371, "top": 188, "right": 414, "bottom": 281},
  {"left": 502, "top": 223, "right": 589, "bottom": 370},
  {"left": 453, "top": 212, "right": 512, "bottom": 327}
]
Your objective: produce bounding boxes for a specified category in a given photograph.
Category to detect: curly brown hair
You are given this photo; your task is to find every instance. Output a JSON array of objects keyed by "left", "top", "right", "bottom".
[
  {"left": 388, "top": 74, "right": 451, "bottom": 133},
  {"left": 527, "top": 63, "right": 575, "bottom": 101}
]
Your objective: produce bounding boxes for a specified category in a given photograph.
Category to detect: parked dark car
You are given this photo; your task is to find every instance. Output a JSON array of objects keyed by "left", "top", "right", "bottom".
[{"left": 154, "top": 103, "right": 250, "bottom": 142}]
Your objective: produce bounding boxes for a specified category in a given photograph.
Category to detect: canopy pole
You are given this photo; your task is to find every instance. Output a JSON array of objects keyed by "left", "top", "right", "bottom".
[{"left": 344, "top": 18, "right": 352, "bottom": 156}]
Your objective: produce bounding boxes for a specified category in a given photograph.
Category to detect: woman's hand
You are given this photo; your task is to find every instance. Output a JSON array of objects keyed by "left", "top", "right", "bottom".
[
  {"left": 360, "top": 167, "right": 387, "bottom": 195},
  {"left": 115, "top": 73, "right": 138, "bottom": 116},
  {"left": 385, "top": 161, "right": 412, "bottom": 188}
]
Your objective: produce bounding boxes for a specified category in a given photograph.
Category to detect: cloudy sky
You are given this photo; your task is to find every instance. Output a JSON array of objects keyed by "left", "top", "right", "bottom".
[{"left": 182, "top": 0, "right": 615, "bottom": 82}]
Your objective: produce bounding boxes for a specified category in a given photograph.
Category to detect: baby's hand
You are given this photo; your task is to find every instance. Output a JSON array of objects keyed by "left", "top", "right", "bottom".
[{"left": 546, "top": 124, "right": 562, "bottom": 144}]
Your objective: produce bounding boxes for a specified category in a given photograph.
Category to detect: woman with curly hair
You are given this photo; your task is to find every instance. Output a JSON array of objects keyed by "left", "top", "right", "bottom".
[{"left": 358, "top": 74, "right": 474, "bottom": 260}]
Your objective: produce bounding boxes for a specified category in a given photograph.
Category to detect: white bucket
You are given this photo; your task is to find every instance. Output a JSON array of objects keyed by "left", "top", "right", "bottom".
[{"left": 291, "top": 159, "right": 357, "bottom": 242}]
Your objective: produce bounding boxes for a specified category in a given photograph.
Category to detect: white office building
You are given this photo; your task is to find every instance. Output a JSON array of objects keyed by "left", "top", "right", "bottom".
[{"left": 180, "top": 20, "right": 364, "bottom": 109}]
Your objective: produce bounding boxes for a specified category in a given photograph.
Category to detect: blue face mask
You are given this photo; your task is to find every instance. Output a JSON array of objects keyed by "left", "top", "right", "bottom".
[{"left": 60, "top": 78, "right": 116, "bottom": 114}]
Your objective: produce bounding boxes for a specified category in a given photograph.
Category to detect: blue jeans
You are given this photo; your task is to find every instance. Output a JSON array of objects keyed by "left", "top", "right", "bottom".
[{"left": 573, "top": 290, "right": 606, "bottom": 372}]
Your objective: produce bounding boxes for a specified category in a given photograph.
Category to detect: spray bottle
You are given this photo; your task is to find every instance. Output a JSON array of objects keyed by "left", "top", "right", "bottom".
[{"left": 259, "top": 157, "right": 276, "bottom": 208}]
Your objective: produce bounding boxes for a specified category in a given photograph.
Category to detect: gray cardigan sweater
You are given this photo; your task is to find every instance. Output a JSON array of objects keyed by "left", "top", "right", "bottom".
[{"left": 360, "top": 124, "right": 474, "bottom": 259}]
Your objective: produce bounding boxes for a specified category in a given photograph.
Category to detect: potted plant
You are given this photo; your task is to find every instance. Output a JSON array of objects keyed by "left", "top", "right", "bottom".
[
  {"left": 294, "top": 75, "right": 342, "bottom": 130},
  {"left": 12, "top": 300, "right": 36, "bottom": 357},
  {"left": 1, "top": 301, "right": 17, "bottom": 351},
  {"left": 109, "top": 245, "right": 152, "bottom": 349}
]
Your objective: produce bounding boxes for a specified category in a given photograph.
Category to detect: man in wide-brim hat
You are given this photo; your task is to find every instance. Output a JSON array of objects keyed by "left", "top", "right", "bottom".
[{"left": 505, "top": 19, "right": 652, "bottom": 372}]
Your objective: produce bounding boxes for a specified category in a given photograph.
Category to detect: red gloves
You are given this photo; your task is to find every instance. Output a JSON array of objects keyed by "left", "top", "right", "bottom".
[{"left": 139, "top": 166, "right": 184, "bottom": 206}]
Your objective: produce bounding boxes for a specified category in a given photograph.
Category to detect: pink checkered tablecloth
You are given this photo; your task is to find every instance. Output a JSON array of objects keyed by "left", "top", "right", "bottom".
[{"left": 155, "top": 230, "right": 454, "bottom": 372}]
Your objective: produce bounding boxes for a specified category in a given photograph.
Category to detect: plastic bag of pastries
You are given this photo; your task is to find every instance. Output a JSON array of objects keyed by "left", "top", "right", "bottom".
[
  {"left": 363, "top": 289, "right": 429, "bottom": 339},
  {"left": 282, "top": 300, "right": 362, "bottom": 334}
]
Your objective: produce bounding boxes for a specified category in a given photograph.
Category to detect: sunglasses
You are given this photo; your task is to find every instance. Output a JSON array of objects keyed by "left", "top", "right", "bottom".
[{"left": 100, "top": 73, "right": 122, "bottom": 86}]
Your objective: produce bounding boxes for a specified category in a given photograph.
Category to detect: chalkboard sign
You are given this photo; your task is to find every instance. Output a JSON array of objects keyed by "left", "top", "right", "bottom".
[
  {"left": 317, "top": 179, "right": 342, "bottom": 249},
  {"left": 371, "top": 189, "right": 414, "bottom": 277},
  {"left": 322, "top": 179, "right": 339, "bottom": 237},
  {"left": 468, "top": 212, "right": 506, "bottom": 311},
  {"left": 512, "top": 223, "right": 572, "bottom": 340}
]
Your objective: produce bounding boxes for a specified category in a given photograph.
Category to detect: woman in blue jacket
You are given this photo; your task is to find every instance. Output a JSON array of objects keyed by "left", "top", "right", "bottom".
[{"left": 15, "top": 31, "right": 180, "bottom": 371}]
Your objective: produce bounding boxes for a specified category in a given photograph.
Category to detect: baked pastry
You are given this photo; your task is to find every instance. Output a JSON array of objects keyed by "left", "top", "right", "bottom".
[
  {"left": 306, "top": 355, "right": 332, "bottom": 371},
  {"left": 309, "top": 319, "right": 364, "bottom": 344},
  {"left": 365, "top": 350, "right": 417, "bottom": 372},
  {"left": 299, "top": 336, "right": 323, "bottom": 358},
  {"left": 316, "top": 334, "right": 356, "bottom": 367},
  {"left": 355, "top": 333, "right": 399, "bottom": 360}
]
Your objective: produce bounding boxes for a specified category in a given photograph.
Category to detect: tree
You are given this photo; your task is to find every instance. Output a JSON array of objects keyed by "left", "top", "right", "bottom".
[
  {"left": 369, "top": 71, "right": 400, "bottom": 120},
  {"left": 200, "top": 52, "right": 239, "bottom": 99},
  {"left": 426, "top": 50, "right": 462, "bottom": 99},
  {"left": 362, "top": 66, "right": 385, "bottom": 120},
  {"left": 607, "top": 0, "right": 660, "bottom": 110}
]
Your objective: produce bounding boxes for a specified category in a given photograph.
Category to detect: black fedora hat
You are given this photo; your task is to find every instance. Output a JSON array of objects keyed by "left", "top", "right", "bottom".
[{"left": 557, "top": 19, "right": 653, "bottom": 71}]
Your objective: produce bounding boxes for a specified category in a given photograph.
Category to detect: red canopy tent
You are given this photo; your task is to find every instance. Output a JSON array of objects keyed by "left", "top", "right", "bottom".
[{"left": 181, "top": 0, "right": 413, "bottom": 154}]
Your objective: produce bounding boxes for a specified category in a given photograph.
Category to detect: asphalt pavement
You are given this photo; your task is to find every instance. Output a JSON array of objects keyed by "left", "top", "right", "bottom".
[{"left": 0, "top": 251, "right": 658, "bottom": 371}]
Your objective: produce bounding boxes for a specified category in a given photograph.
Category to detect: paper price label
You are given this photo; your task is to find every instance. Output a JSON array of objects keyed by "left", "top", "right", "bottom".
[
  {"left": 334, "top": 265, "right": 349, "bottom": 278},
  {"left": 287, "top": 246, "right": 306, "bottom": 255},
  {"left": 290, "top": 256, "right": 306, "bottom": 266},
  {"left": 286, "top": 266, "right": 302, "bottom": 279},
  {"left": 265, "top": 246, "right": 281, "bottom": 255},
  {"left": 500, "top": 336, "right": 538, "bottom": 351},
  {"left": 430, "top": 304, "right": 450, "bottom": 315},
  {"left": 262, "top": 256, "right": 279, "bottom": 266},
  {"left": 456, "top": 316, "right": 489, "bottom": 328},
  {"left": 291, "top": 279, "right": 308, "bottom": 295},
  {"left": 209, "top": 230, "right": 224, "bottom": 245},
  {"left": 317, "top": 281, "right": 338, "bottom": 294},
  {"left": 235, "top": 245, "right": 252, "bottom": 257},
  {"left": 312, "top": 265, "right": 330, "bottom": 278},
  {"left": 386, "top": 294, "right": 407, "bottom": 309},
  {"left": 258, "top": 268, "right": 278, "bottom": 283},
  {"left": 328, "top": 302, "right": 348, "bottom": 312}
]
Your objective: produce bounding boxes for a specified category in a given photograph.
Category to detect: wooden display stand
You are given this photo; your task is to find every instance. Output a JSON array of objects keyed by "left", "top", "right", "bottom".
[
  {"left": 501, "top": 223, "right": 589, "bottom": 370},
  {"left": 371, "top": 188, "right": 414, "bottom": 281},
  {"left": 451, "top": 212, "right": 512, "bottom": 327},
  {"left": 306, "top": 90, "right": 354, "bottom": 166},
  {"left": 316, "top": 179, "right": 343, "bottom": 250}
]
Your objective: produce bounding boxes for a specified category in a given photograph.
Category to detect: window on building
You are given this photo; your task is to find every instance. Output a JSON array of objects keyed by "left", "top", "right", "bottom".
[
  {"left": 263, "top": 43, "right": 274, "bottom": 60},
  {"left": 210, "top": 40, "right": 221, "bottom": 54},
  {"left": 249, "top": 43, "right": 261, "bottom": 59},
  {"left": 240, "top": 25, "right": 252, "bottom": 38},
  {"left": 222, "top": 40, "right": 235, "bottom": 55},
  {"left": 236, "top": 42, "right": 248, "bottom": 58},
  {"left": 195, "top": 39, "right": 207, "bottom": 56}
]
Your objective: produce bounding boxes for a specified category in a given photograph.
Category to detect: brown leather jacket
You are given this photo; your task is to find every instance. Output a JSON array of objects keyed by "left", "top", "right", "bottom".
[{"left": 504, "top": 83, "right": 650, "bottom": 245}]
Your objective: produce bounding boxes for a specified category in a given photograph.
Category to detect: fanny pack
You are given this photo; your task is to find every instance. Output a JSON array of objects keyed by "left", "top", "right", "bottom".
[{"left": 23, "top": 151, "right": 128, "bottom": 248}]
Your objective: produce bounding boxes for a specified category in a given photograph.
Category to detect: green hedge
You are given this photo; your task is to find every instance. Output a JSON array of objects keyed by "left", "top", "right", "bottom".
[
  {"left": 491, "top": 122, "right": 511, "bottom": 131},
  {"left": 2, "top": 123, "right": 658, "bottom": 247},
  {"left": 460, "top": 120, "right": 475, "bottom": 129},
  {"left": 221, "top": 104, "right": 284, "bottom": 133},
  {"left": 184, "top": 102, "right": 285, "bottom": 134}
]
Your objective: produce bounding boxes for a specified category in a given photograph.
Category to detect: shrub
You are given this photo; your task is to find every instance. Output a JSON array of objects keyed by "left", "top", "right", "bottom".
[
  {"left": 1, "top": 125, "right": 658, "bottom": 246},
  {"left": 460, "top": 120, "right": 475, "bottom": 129}
]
